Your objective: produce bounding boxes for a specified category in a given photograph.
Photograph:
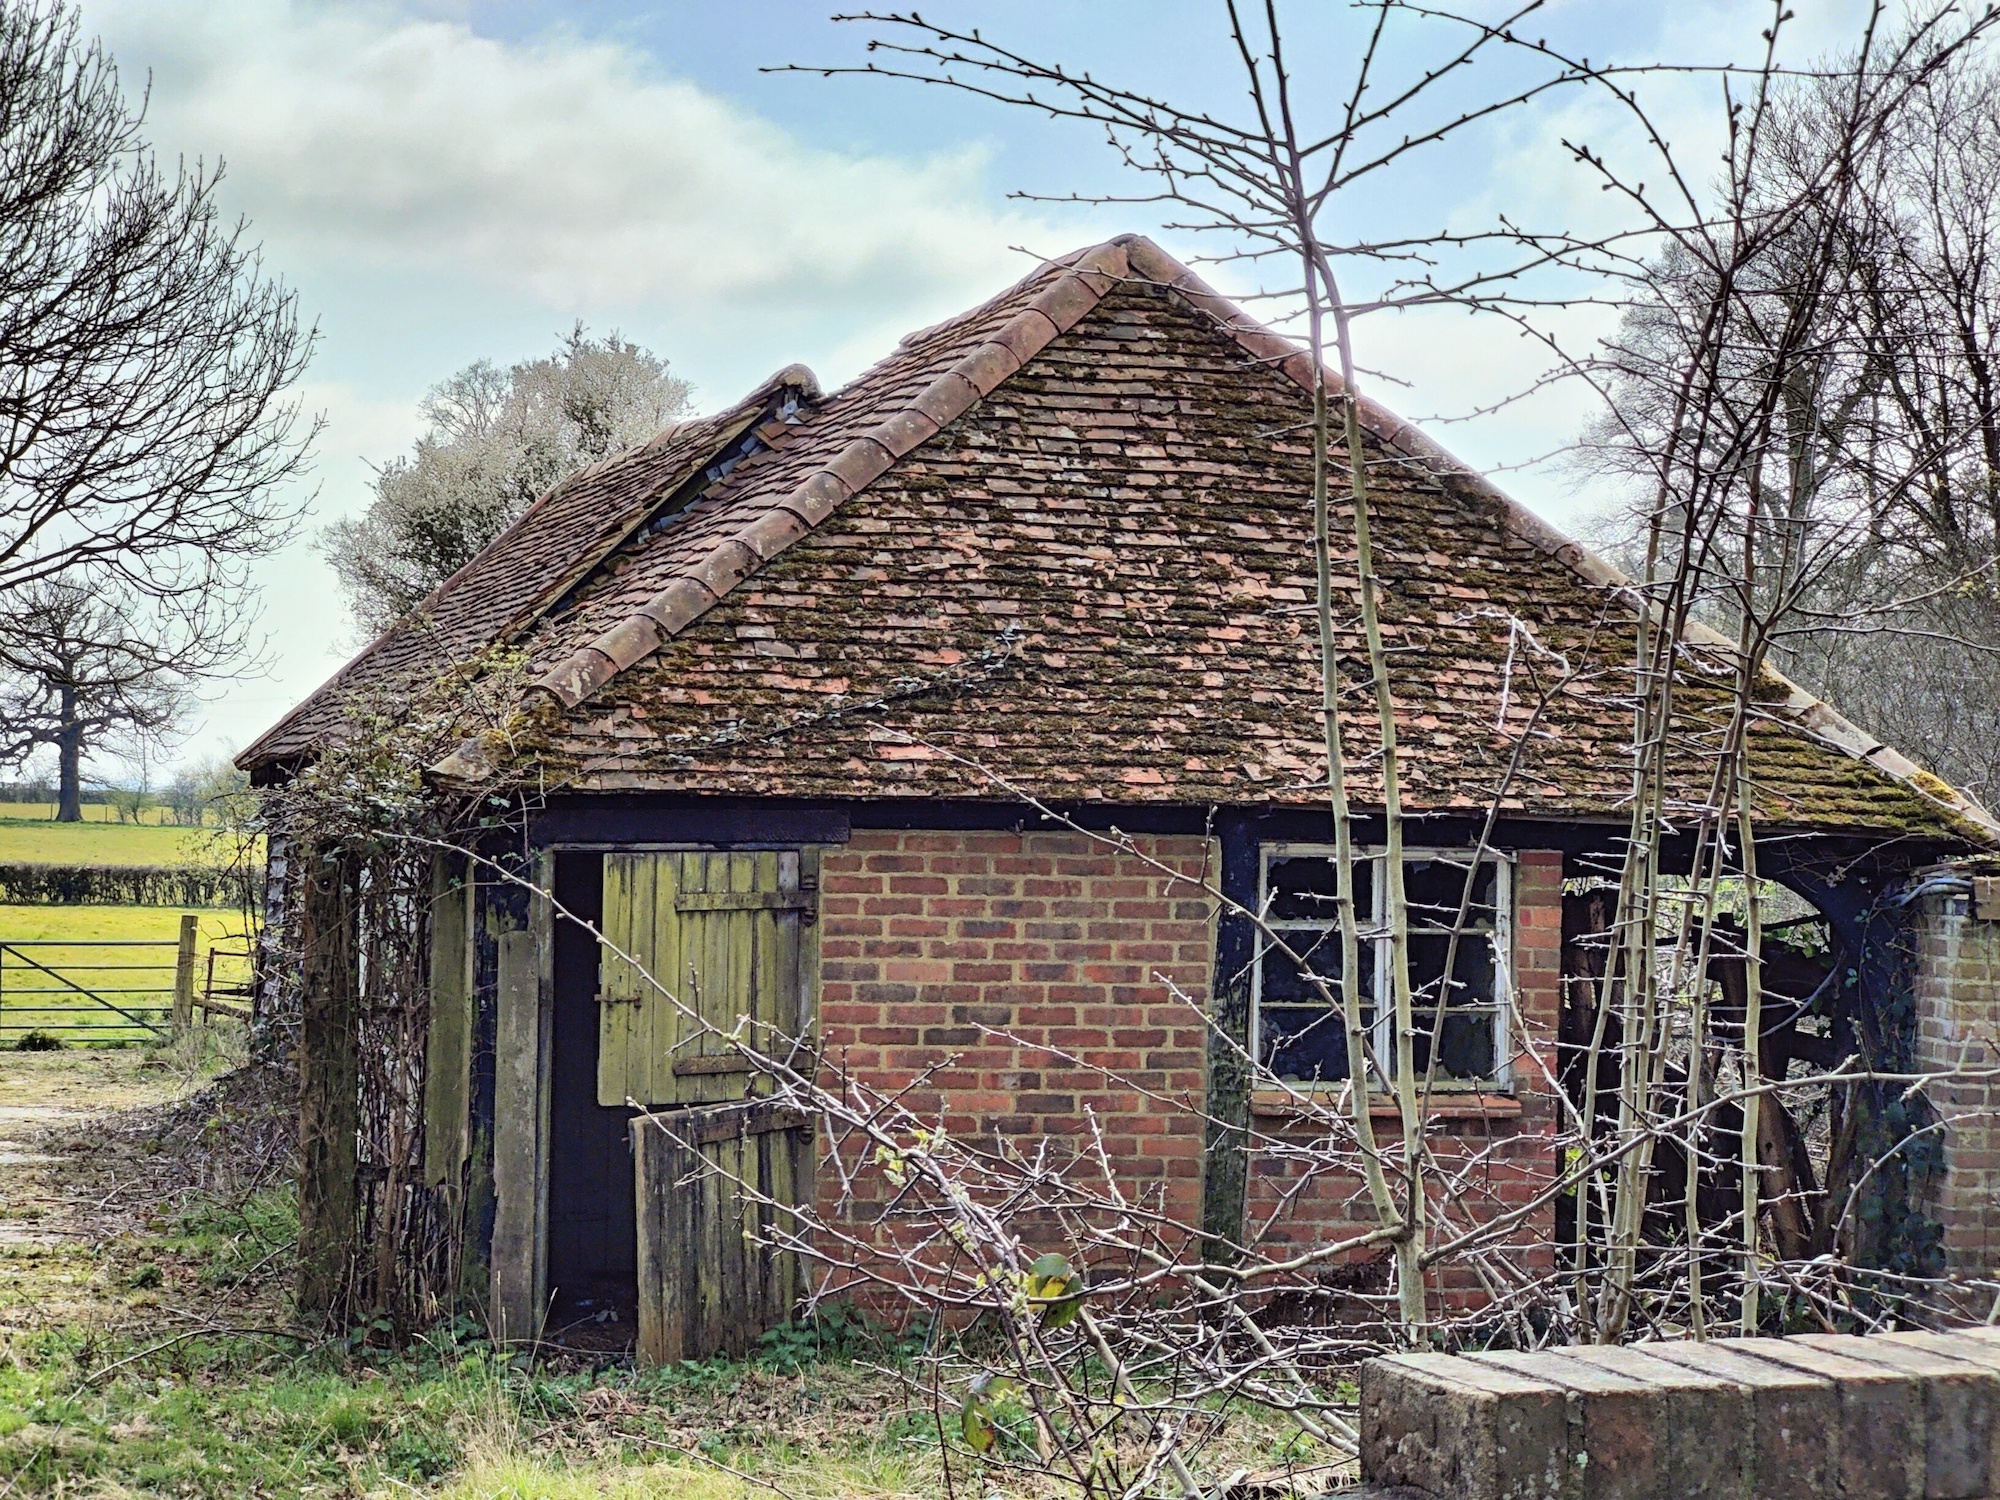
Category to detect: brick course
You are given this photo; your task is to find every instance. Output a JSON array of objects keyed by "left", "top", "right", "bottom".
[
  {"left": 817, "top": 829, "right": 1217, "bottom": 1241},
  {"left": 815, "top": 830, "right": 1563, "bottom": 1311}
]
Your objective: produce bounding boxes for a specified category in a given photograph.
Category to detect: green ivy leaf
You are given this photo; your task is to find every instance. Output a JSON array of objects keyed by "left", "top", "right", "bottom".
[{"left": 1024, "top": 1252, "right": 1087, "bottom": 1328}]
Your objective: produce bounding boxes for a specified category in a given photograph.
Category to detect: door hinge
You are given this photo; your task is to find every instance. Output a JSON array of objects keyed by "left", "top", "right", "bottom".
[{"left": 594, "top": 991, "right": 644, "bottom": 1007}]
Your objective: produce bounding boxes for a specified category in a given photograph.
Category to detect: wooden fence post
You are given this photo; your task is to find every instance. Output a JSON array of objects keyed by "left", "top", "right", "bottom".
[
  {"left": 297, "top": 847, "right": 359, "bottom": 1320},
  {"left": 172, "top": 913, "right": 199, "bottom": 1033}
]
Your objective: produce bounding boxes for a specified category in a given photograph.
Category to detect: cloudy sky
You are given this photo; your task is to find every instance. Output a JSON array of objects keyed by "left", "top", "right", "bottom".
[{"left": 70, "top": 0, "right": 1889, "bottom": 775}]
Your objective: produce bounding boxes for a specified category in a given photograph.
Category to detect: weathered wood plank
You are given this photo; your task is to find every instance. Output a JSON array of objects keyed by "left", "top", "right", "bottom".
[
  {"left": 637, "top": 853, "right": 670, "bottom": 1107},
  {"left": 760, "top": 1126, "right": 787, "bottom": 1328},
  {"left": 423, "top": 854, "right": 472, "bottom": 1188},
  {"left": 676, "top": 1101, "right": 809, "bottom": 1147},
  {"left": 597, "top": 854, "right": 633, "bottom": 1106},
  {"left": 675, "top": 890, "right": 816, "bottom": 913},
  {"left": 674, "top": 1129, "right": 699, "bottom": 1360},
  {"left": 672, "top": 1054, "right": 757, "bottom": 1077},
  {"left": 696, "top": 1128, "right": 725, "bottom": 1356},
  {"left": 797, "top": 847, "right": 821, "bottom": 1048},
  {"left": 633, "top": 1117, "right": 662, "bottom": 1363},
  {"left": 788, "top": 1119, "right": 817, "bottom": 1318},
  {"left": 489, "top": 926, "right": 543, "bottom": 1344}
]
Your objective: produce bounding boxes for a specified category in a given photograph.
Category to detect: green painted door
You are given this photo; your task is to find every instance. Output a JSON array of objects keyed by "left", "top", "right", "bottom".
[{"left": 597, "top": 849, "right": 819, "bottom": 1108}]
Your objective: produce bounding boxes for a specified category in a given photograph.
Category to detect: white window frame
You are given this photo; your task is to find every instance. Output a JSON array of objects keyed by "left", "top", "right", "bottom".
[{"left": 1251, "top": 844, "right": 1515, "bottom": 1091}]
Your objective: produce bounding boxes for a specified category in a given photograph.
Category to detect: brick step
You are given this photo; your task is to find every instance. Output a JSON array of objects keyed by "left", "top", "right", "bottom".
[{"left": 1361, "top": 1327, "right": 2000, "bottom": 1500}]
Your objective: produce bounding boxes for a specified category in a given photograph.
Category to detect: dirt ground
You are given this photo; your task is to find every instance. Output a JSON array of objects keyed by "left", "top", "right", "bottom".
[{"left": 0, "top": 1035, "right": 292, "bottom": 1337}]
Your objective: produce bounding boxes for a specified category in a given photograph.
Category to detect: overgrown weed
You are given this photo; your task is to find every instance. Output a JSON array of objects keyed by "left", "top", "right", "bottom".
[
  {"left": 145, "top": 1017, "right": 250, "bottom": 1092},
  {"left": 0, "top": 1307, "right": 946, "bottom": 1498}
]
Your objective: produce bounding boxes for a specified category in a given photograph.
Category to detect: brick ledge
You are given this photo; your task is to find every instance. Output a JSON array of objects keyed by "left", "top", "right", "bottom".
[{"left": 1250, "top": 1090, "right": 1524, "bottom": 1121}]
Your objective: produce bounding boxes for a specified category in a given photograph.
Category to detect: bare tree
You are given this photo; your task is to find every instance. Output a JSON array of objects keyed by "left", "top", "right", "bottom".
[
  {"left": 1787, "top": 51, "right": 2000, "bottom": 799},
  {"left": 1580, "top": 45, "right": 2000, "bottom": 805},
  {"left": 322, "top": 325, "right": 694, "bottom": 634},
  {"left": 0, "top": 0, "right": 315, "bottom": 612},
  {"left": 1531, "top": 6, "right": 1997, "bottom": 1338},
  {"left": 0, "top": 578, "right": 235, "bottom": 821}
]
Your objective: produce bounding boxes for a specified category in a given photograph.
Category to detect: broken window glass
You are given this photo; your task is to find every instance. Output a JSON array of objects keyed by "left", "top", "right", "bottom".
[{"left": 1254, "top": 847, "right": 1509, "bottom": 1088}]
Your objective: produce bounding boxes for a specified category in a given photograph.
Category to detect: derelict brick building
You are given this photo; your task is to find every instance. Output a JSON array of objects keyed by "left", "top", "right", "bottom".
[{"left": 243, "top": 236, "right": 1998, "bottom": 1351}]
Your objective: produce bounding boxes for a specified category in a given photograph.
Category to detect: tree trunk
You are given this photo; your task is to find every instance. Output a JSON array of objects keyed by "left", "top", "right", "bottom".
[
  {"left": 56, "top": 686, "right": 82, "bottom": 822},
  {"left": 297, "top": 844, "right": 360, "bottom": 1321}
]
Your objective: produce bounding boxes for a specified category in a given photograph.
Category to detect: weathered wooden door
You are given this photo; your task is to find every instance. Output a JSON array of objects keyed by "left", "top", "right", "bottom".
[
  {"left": 599, "top": 849, "right": 819, "bottom": 1364},
  {"left": 597, "top": 849, "right": 818, "bottom": 1107},
  {"left": 630, "top": 1100, "right": 814, "bottom": 1364}
]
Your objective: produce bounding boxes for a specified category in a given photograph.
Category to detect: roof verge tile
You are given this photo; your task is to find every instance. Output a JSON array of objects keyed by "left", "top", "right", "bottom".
[{"left": 951, "top": 340, "right": 1024, "bottom": 398}]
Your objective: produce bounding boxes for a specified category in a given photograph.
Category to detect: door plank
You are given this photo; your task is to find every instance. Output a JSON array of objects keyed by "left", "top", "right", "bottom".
[
  {"left": 631, "top": 1103, "right": 817, "bottom": 1365},
  {"left": 675, "top": 890, "right": 816, "bottom": 913}
]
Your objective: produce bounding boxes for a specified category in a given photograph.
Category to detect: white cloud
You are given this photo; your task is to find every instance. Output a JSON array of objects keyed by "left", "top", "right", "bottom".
[
  {"left": 68, "top": 0, "right": 1095, "bottom": 768},
  {"left": 87, "top": 0, "right": 1057, "bottom": 338}
]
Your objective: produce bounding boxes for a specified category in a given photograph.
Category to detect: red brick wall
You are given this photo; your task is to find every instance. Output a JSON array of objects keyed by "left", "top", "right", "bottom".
[
  {"left": 813, "top": 831, "right": 1563, "bottom": 1311},
  {"left": 1914, "top": 888, "right": 2000, "bottom": 1281},
  {"left": 815, "top": 830, "right": 1217, "bottom": 1245}
]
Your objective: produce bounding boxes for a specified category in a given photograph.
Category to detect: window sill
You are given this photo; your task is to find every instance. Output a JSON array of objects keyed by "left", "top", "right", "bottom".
[{"left": 1250, "top": 1089, "right": 1523, "bottom": 1121}]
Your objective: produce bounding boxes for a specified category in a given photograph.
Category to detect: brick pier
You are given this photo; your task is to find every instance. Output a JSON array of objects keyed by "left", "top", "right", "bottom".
[{"left": 1914, "top": 879, "right": 2000, "bottom": 1280}]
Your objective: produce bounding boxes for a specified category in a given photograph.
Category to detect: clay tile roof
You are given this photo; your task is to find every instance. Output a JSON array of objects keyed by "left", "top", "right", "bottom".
[
  {"left": 237, "top": 364, "right": 822, "bottom": 768},
  {"left": 243, "top": 235, "right": 1997, "bottom": 845}
]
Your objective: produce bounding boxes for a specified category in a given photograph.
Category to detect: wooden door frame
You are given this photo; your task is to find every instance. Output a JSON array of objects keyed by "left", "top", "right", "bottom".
[{"left": 489, "top": 847, "right": 555, "bottom": 1345}]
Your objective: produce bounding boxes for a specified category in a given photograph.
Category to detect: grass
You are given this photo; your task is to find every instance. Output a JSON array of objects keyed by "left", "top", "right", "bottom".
[
  {"left": 0, "top": 1050, "right": 1337, "bottom": 1499},
  {"left": 0, "top": 810, "right": 247, "bottom": 867},
  {"left": 0, "top": 905, "right": 255, "bottom": 1043},
  {"left": 0, "top": 1325, "right": 953, "bottom": 1499},
  {"left": 0, "top": 801, "right": 179, "bottom": 825}
]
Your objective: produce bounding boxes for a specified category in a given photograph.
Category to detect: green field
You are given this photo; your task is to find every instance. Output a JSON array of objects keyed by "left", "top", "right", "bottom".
[
  {"left": 0, "top": 811, "right": 250, "bottom": 867},
  {"left": 0, "top": 905, "right": 255, "bottom": 1042},
  {"left": 0, "top": 800, "right": 182, "bottom": 824}
]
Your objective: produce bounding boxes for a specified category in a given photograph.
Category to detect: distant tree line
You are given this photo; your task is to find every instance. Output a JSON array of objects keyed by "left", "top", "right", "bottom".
[
  {"left": 0, "top": 751, "right": 250, "bottom": 827},
  {"left": 1583, "top": 48, "right": 2000, "bottom": 801}
]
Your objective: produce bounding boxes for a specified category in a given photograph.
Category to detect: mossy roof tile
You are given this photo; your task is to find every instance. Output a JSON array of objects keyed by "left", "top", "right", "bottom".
[{"left": 243, "top": 238, "right": 1995, "bottom": 846}]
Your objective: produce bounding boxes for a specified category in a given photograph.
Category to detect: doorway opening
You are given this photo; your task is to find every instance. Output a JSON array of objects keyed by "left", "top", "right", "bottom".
[{"left": 544, "top": 851, "right": 638, "bottom": 1344}]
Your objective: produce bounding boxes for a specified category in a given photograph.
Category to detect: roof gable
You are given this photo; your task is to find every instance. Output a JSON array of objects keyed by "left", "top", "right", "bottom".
[
  {"left": 238, "top": 364, "right": 822, "bottom": 768},
  {"left": 245, "top": 235, "right": 1995, "bottom": 843}
]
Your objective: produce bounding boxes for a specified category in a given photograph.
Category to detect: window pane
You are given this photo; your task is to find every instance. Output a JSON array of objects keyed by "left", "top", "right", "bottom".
[
  {"left": 1403, "top": 856, "right": 1497, "bottom": 928},
  {"left": 1406, "top": 933, "right": 1499, "bottom": 1010},
  {"left": 1260, "top": 1005, "right": 1359, "bottom": 1083},
  {"left": 1410, "top": 1010, "right": 1497, "bottom": 1081},
  {"left": 1260, "top": 932, "right": 1373, "bottom": 1005},
  {"left": 1267, "top": 852, "right": 1374, "bottom": 924}
]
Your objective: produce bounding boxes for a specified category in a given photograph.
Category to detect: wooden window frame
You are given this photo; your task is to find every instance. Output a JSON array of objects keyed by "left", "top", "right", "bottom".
[{"left": 1251, "top": 843, "right": 1515, "bottom": 1092}]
